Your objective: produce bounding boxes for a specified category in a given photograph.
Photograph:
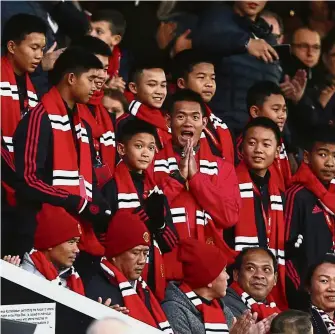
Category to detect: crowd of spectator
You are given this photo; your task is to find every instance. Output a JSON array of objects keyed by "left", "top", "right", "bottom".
[{"left": 1, "top": 1, "right": 335, "bottom": 333}]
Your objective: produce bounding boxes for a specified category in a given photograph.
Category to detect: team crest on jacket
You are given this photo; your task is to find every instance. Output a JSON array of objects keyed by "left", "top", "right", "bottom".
[{"left": 143, "top": 232, "right": 150, "bottom": 243}]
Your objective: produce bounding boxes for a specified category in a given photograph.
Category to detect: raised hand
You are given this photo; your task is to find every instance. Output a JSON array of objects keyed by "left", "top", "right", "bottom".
[
  {"left": 97, "top": 297, "right": 130, "bottom": 315},
  {"left": 3, "top": 255, "right": 21, "bottom": 266},
  {"left": 187, "top": 139, "right": 198, "bottom": 179},
  {"left": 247, "top": 39, "right": 279, "bottom": 63}
]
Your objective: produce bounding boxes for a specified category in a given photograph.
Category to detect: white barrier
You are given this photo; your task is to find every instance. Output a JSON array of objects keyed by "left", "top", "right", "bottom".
[{"left": 0, "top": 260, "right": 162, "bottom": 333}]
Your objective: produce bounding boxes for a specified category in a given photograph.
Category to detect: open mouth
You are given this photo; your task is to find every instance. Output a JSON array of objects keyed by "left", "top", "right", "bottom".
[
  {"left": 326, "top": 296, "right": 335, "bottom": 302},
  {"left": 153, "top": 96, "right": 163, "bottom": 103},
  {"left": 181, "top": 130, "right": 194, "bottom": 140}
]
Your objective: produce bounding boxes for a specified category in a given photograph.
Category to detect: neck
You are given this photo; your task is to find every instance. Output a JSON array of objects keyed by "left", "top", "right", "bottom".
[
  {"left": 56, "top": 84, "right": 76, "bottom": 110},
  {"left": 251, "top": 168, "right": 268, "bottom": 178},
  {"left": 123, "top": 159, "right": 143, "bottom": 174},
  {"left": 7, "top": 54, "right": 25, "bottom": 76},
  {"left": 193, "top": 287, "right": 214, "bottom": 301},
  {"left": 233, "top": 5, "right": 257, "bottom": 21}
]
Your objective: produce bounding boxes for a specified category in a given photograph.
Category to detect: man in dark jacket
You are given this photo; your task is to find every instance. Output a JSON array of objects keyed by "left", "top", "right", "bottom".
[{"left": 188, "top": 1, "right": 280, "bottom": 135}]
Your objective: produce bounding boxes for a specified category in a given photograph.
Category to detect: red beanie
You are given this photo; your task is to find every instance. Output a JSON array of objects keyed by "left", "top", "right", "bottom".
[
  {"left": 105, "top": 210, "right": 151, "bottom": 258},
  {"left": 34, "top": 204, "right": 82, "bottom": 250},
  {"left": 178, "top": 238, "right": 227, "bottom": 289}
]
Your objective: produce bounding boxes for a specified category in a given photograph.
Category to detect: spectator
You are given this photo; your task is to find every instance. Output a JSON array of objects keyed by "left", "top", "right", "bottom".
[
  {"left": 173, "top": 50, "right": 235, "bottom": 164},
  {"left": 4, "top": 204, "right": 85, "bottom": 295},
  {"left": 89, "top": 10, "right": 127, "bottom": 92},
  {"left": 261, "top": 10, "right": 284, "bottom": 45},
  {"left": 84, "top": 210, "right": 173, "bottom": 332},
  {"left": 13, "top": 47, "right": 111, "bottom": 257},
  {"left": 223, "top": 247, "right": 281, "bottom": 319},
  {"left": 162, "top": 238, "right": 235, "bottom": 333},
  {"left": 121, "top": 62, "right": 169, "bottom": 150},
  {"left": 305, "top": 253, "right": 335, "bottom": 333},
  {"left": 72, "top": 36, "right": 116, "bottom": 187},
  {"left": 1, "top": 14, "right": 46, "bottom": 155},
  {"left": 236, "top": 81, "right": 291, "bottom": 190},
  {"left": 285, "top": 127, "right": 335, "bottom": 310},
  {"left": 102, "top": 119, "right": 178, "bottom": 301},
  {"left": 184, "top": 0, "right": 280, "bottom": 135},
  {"left": 232, "top": 117, "right": 287, "bottom": 308},
  {"left": 270, "top": 310, "right": 313, "bottom": 334},
  {"left": 102, "top": 88, "right": 129, "bottom": 120},
  {"left": 153, "top": 90, "right": 240, "bottom": 282}
]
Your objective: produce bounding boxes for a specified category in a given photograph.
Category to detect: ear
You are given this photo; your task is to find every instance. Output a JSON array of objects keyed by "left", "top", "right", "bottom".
[
  {"left": 275, "top": 145, "right": 281, "bottom": 159},
  {"left": 117, "top": 142, "right": 126, "bottom": 157},
  {"left": 47, "top": 247, "right": 52, "bottom": 251},
  {"left": 111, "top": 34, "right": 122, "bottom": 46},
  {"left": 273, "top": 272, "right": 278, "bottom": 286},
  {"left": 202, "top": 116, "right": 208, "bottom": 129},
  {"left": 177, "top": 78, "right": 186, "bottom": 89},
  {"left": 67, "top": 73, "right": 77, "bottom": 86},
  {"left": 303, "top": 150, "right": 311, "bottom": 164},
  {"left": 128, "top": 81, "right": 138, "bottom": 95},
  {"left": 166, "top": 113, "right": 171, "bottom": 128},
  {"left": 7, "top": 40, "right": 16, "bottom": 55},
  {"left": 249, "top": 106, "right": 260, "bottom": 118},
  {"left": 232, "top": 269, "right": 239, "bottom": 282},
  {"left": 207, "top": 282, "right": 213, "bottom": 288}
]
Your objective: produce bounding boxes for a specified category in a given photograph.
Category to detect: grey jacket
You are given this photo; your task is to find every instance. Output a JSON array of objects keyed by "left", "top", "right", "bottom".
[
  {"left": 222, "top": 287, "right": 249, "bottom": 317},
  {"left": 162, "top": 282, "right": 234, "bottom": 334}
]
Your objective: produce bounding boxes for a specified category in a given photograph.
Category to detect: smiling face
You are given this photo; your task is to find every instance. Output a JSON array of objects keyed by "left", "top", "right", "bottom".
[
  {"left": 94, "top": 54, "right": 109, "bottom": 91},
  {"left": 250, "top": 94, "right": 287, "bottom": 132},
  {"left": 233, "top": 249, "right": 277, "bottom": 302},
  {"left": 169, "top": 100, "right": 208, "bottom": 148},
  {"left": 112, "top": 245, "right": 149, "bottom": 281},
  {"left": 117, "top": 132, "right": 156, "bottom": 173},
  {"left": 178, "top": 62, "right": 216, "bottom": 103},
  {"left": 129, "top": 68, "right": 167, "bottom": 109},
  {"left": 242, "top": 126, "right": 280, "bottom": 177},
  {"left": 8, "top": 32, "right": 46, "bottom": 75},
  {"left": 304, "top": 142, "right": 335, "bottom": 185},
  {"left": 46, "top": 237, "right": 80, "bottom": 269},
  {"left": 310, "top": 262, "right": 335, "bottom": 313}
]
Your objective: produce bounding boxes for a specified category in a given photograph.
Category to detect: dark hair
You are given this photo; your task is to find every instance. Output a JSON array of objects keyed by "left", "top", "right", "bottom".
[
  {"left": 128, "top": 60, "right": 166, "bottom": 84},
  {"left": 291, "top": 26, "right": 320, "bottom": 44},
  {"left": 261, "top": 10, "right": 284, "bottom": 36},
  {"left": 233, "top": 247, "right": 278, "bottom": 273},
  {"left": 166, "top": 89, "right": 207, "bottom": 116},
  {"left": 91, "top": 10, "right": 126, "bottom": 37},
  {"left": 118, "top": 119, "right": 157, "bottom": 144},
  {"left": 71, "top": 35, "right": 112, "bottom": 57},
  {"left": 247, "top": 81, "right": 283, "bottom": 112},
  {"left": 103, "top": 88, "right": 129, "bottom": 113},
  {"left": 172, "top": 49, "right": 216, "bottom": 81},
  {"left": 305, "top": 125, "right": 335, "bottom": 152},
  {"left": 322, "top": 28, "right": 335, "bottom": 55},
  {"left": 270, "top": 310, "right": 312, "bottom": 334},
  {"left": 50, "top": 47, "right": 103, "bottom": 85},
  {"left": 305, "top": 253, "right": 335, "bottom": 289},
  {"left": 242, "top": 117, "right": 281, "bottom": 146},
  {"left": 2, "top": 14, "right": 47, "bottom": 51}
]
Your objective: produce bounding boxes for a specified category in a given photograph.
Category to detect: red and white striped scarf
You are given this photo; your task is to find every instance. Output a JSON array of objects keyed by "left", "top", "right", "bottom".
[
  {"left": 1, "top": 56, "right": 38, "bottom": 155},
  {"left": 235, "top": 161, "right": 287, "bottom": 309},
  {"left": 114, "top": 160, "right": 166, "bottom": 301},
  {"left": 80, "top": 90, "right": 116, "bottom": 186},
  {"left": 203, "top": 104, "right": 234, "bottom": 164},
  {"left": 179, "top": 282, "right": 229, "bottom": 334},
  {"left": 237, "top": 133, "right": 291, "bottom": 191},
  {"left": 41, "top": 87, "right": 103, "bottom": 256},
  {"left": 153, "top": 138, "right": 237, "bottom": 280},
  {"left": 100, "top": 257, "right": 173, "bottom": 333},
  {"left": 312, "top": 305, "right": 335, "bottom": 334},
  {"left": 230, "top": 282, "right": 281, "bottom": 321},
  {"left": 29, "top": 248, "right": 85, "bottom": 295}
]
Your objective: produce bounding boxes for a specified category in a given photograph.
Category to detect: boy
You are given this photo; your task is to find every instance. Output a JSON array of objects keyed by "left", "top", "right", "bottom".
[
  {"left": 72, "top": 36, "right": 116, "bottom": 186},
  {"left": 1, "top": 14, "right": 47, "bottom": 155},
  {"left": 232, "top": 117, "right": 286, "bottom": 309},
  {"left": 89, "top": 9, "right": 126, "bottom": 91},
  {"left": 13, "top": 47, "right": 111, "bottom": 257},
  {"left": 121, "top": 61, "right": 170, "bottom": 150},
  {"left": 237, "top": 81, "right": 291, "bottom": 190},
  {"left": 173, "top": 49, "right": 235, "bottom": 164},
  {"left": 102, "top": 119, "right": 178, "bottom": 300},
  {"left": 285, "top": 127, "right": 335, "bottom": 309},
  {"left": 153, "top": 89, "right": 240, "bottom": 282}
]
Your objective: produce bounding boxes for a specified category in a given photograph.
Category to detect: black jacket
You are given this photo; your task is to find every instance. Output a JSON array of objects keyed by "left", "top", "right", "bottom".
[{"left": 310, "top": 307, "right": 331, "bottom": 334}]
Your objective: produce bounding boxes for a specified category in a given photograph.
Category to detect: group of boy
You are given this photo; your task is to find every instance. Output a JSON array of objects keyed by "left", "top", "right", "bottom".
[{"left": 1, "top": 8, "right": 335, "bottom": 334}]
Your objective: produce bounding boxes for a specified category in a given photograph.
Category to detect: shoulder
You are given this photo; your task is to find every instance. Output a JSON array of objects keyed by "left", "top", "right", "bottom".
[
  {"left": 286, "top": 185, "right": 317, "bottom": 203},
  {"left": 222, "top": 287, "right": 247, "bottom": 317}
]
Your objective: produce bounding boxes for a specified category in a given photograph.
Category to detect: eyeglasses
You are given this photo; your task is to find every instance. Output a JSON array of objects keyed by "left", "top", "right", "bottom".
[{"left": 292, "top": 43, "right": 321, "bottom": 52}]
